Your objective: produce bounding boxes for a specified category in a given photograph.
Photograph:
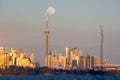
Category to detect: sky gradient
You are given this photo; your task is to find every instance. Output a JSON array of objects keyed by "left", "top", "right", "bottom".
[{"left": 0, "top": 0, "right": 120, "bottom": 66}]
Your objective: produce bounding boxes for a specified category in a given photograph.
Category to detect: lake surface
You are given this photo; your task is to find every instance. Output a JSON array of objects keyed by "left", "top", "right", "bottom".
[{"left": 0, "top": 75, "right": 120, "bottom": 80}]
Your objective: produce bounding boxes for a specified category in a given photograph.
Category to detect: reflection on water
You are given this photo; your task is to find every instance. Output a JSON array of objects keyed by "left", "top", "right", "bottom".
[{"left": 0, "top": 75, "right": 120, "bottom": 80}]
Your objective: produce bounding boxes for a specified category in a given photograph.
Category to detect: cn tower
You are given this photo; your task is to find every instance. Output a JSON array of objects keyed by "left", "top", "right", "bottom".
[
  {"left": 44, "top": 7, "right": 55, "bottom": 67},
  {"left": 44, "top": 13, "right": 49, "bottom": 67}
]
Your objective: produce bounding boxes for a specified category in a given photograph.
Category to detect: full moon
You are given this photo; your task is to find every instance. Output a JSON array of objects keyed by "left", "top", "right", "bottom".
[{"left": 47, "top": 7, "right": 55, "bottom": 15}]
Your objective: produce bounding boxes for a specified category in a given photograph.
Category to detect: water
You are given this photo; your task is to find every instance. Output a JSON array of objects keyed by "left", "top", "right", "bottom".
[{"left": 0, "top": 75, "right": 120, "bottom": 80}]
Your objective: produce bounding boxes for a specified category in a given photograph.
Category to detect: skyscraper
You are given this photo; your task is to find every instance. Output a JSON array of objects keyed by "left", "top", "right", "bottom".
[{"left": 66, "top": 48, "right": 71, "bottom": 64}]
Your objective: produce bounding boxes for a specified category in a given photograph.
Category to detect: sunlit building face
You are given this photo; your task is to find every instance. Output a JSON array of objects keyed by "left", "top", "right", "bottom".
[{"left": 0, "top": 47, "right": 5, "bottom": 54}]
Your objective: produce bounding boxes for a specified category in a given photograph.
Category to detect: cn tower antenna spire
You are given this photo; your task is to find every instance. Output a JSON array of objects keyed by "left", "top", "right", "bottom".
[{"left": 46, "top": 13, "right": 48, "bottom": 30}]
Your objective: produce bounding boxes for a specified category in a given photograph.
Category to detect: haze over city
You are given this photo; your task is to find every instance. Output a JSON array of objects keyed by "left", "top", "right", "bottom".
[{"left": 0, "top": 0, "right": 120, "bottom": 66}]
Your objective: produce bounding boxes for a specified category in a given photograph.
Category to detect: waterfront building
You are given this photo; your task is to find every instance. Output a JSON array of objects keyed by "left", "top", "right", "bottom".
[
  {"left": 51, "top": 56, "right": 59, "bottom": 69},
  {"left": 47, "top": 54, "right": 52, "bottom": 68},
  {"left": 0, "top": 47, "right": 35, "bottom": 69},
  {"left": 59, "top": 53, "right": 67, "bottom": 69},
  {"left": 70, "top": 48, "right": 82, "bottom": 67},
  {"left": 44, "top": 48, "right": 103, "bottom": 70},
  {"left": 79, "top": 55, "right": 100, "bottom": 70},
  {"left": 79, "top": 56, "right": 87, "bottom": 70},
  {"left": 0, "top": 47, "right": 9, "bottom": 69},
  {"left": 94, "top": 56, "right": 100, "bottom": 66},
  {"left": 66, "top": 48, "right": 71, "bottom": 64},
  {"left": 0, "top": 53, "right": 9, "bottom": 69},
  {"left": 0, "top": 54, "right": 5, "bottom": 69},
  {"left": 46, "top": 50, "right": 58, "bottom": 68},
  {"left": 17, "top": 58, "right": 33, "bottom": 67},
  {"left": 9, "top": 48, "right": 17, "bottom": 66},
  {"left": 86, "top": 56, "right": 94, "bottom": 69}
]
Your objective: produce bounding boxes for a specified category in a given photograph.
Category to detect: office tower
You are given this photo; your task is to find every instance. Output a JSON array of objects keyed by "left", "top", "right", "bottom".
[
  {"left": 79, "top": 56, "right": 86, "bottom": 70},
  {"left": 0, "top": 47, "right": 9, "bottom": 69},
  {"left": 59, "top": 53, "right": 67, "bottom": 69},
  {"left": 86, "top": 56, "right": 94, "bottom": 69},
  {"left": 71, "top": 48, "right": 82, "bottom": 66},
  {"left": 46, "top": 50, "right": 58, "bottom": 68},
  {"left": 79, "top": 55, "right": 97, "bottom": 70},
  {"left": 50, "top": 55, "right": 59, "bottom": 69},
  {"left": 66, "top": 48, "right": 71, "bottom": 64}
]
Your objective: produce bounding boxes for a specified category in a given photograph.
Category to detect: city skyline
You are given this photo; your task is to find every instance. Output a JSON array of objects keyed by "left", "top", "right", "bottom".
[{"left": 0, "top": 0, "right": 120, "bottom": 66}]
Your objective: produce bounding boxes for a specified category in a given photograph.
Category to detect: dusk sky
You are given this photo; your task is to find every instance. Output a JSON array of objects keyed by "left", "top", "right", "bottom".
[{"left": 0, "top": 0, "right": 120, "bottom": 66}]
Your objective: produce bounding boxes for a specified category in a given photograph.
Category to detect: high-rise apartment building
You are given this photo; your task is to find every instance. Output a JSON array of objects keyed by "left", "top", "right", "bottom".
[
  {"left": 46, "top": 50, "right": 58, "bottom": 68},
  {"left": 70, "top": 48, "right": 82, "bottom": 67},
  {"left": 66, "top": 48, "right": 71, "bottom": 64},
  {"left": 0, "top": 47, "right": 9, "bottom": 69},
  {"left": 50, "top": 55, "right": 59, "bottom": 69},
  {"left": 93, "top": 56, "right": 100, "bottom": 66},
  {"left": 0, "top": 54, "right": 9, "bottom": 69},
  {"left": 79, "top": 56, "right": 86, "bottom": 70},
  {"left": 86, "top": 56, "right": 94, "bottom": 69},
  {"left": 79, "top": 56, "right": 99, "bottom": 70},
  {"left": 59, "top": 53, "right": 67, "bottom": 69}
]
